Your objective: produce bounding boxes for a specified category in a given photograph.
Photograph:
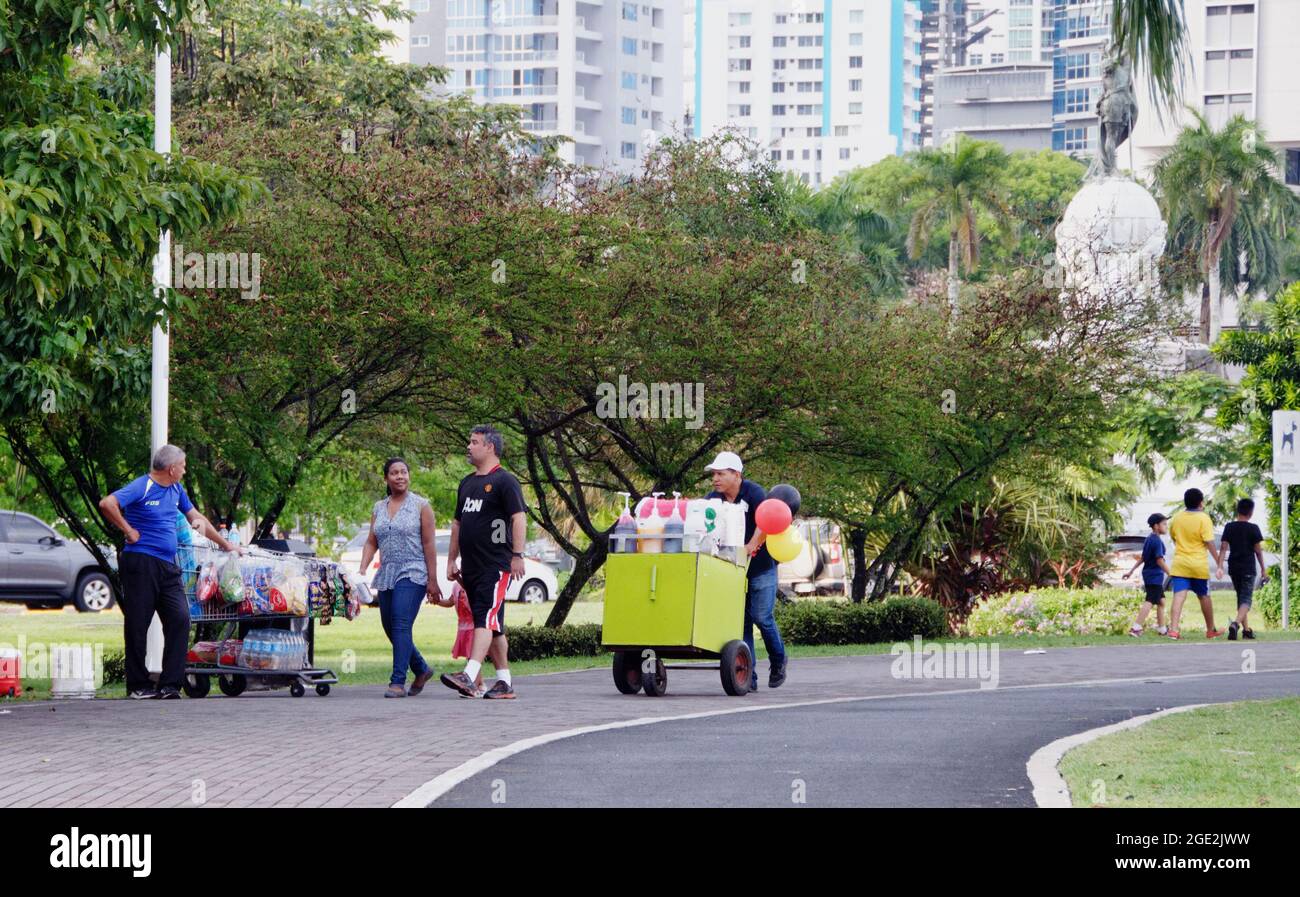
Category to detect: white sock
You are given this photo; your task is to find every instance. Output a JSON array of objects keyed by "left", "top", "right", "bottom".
[
  {"left": 463, "top": 660, "right": 481, "bottom": 681},
  {"left": 497, "top": 669, "right": 511, "bottom": 687}
]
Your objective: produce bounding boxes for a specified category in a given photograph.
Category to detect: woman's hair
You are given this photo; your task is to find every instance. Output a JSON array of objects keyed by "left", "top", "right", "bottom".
[{"left": 383, "top": 457, "right": 408, "bottom": 497}]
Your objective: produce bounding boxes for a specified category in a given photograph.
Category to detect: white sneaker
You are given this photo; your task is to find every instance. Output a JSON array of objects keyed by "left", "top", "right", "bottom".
[{"left": 1156, "top": 626, "right": 1168, "bottom": 635}]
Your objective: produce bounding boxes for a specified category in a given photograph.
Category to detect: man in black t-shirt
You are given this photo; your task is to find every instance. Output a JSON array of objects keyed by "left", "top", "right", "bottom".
[
  {"left": 1216, "top": 497, "right": 1267, "bottom": 641},
  {"left": 441, "top": 425, "right": 528, "bottom": 699}
]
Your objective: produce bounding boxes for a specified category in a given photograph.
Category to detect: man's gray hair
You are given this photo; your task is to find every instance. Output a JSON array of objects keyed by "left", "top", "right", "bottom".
[
  {"left": 471, "top": 425, "right": 504, "bottom": 458},
  {"left": 151, "top": 444, "right": 186, "bottom": 471}
]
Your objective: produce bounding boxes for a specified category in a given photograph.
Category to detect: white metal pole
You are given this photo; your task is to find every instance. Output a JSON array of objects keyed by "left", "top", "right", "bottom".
[
  {"left": 145, "top": 40, "right": 173, "bottom": 677},
  {"left": 1283, "top": 485, "right": 1290, "bottom": 631}
]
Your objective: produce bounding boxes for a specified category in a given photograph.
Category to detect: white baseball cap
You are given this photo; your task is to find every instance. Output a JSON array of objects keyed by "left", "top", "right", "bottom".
[{"left": 704, "top": 451, "right": 744, "bottom": 473}]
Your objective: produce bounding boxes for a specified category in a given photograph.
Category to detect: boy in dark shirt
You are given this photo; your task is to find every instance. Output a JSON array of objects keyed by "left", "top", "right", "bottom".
[
  {"left": 1125, "top": 513, "right": 1171, "bottom": 637},
  {"left": 1216, "top": 498, "right": 1267, "bottom": 640}
]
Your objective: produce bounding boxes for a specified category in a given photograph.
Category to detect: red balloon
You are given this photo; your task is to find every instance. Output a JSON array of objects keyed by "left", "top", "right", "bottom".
[{"left": 756, "top": 498, "right": 792, "bottom": 534}]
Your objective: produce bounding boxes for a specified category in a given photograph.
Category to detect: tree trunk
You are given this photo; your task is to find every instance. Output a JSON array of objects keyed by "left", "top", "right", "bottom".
[
  {"left": 1208, "top": 250, "right": 1222, "bottom": 345},
  {"left": 544, "top": 537, "right": 608, "bottom": 627},
  {"left": 849, "top": 525, "right": 868, "bottom": 603},
  {"left": 1199, "top": 279, "right": 1211, "bottom": 344},
  {"left": 947, "top": 236, "right": 960, "bottom": 313}
]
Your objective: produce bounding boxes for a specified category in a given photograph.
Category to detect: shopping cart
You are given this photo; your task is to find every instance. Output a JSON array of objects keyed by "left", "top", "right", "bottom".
[
  {"left": 601, "top": 535, "right": 753, "bottom": 697},
  {"left": 180, "top": 543, "right": 346, "bottom": 698}
]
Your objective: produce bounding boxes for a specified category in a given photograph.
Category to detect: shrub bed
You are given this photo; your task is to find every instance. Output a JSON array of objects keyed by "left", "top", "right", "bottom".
[
  {"left": 965, "top": 587, "right": 1135, "bottom": 637},
  {"left": 774, "top": 597, "right": 947, "bottom": 645}
]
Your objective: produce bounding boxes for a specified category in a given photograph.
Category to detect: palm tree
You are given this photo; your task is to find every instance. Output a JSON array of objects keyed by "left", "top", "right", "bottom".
[
  {"left": 784, "top": 174, "right": 907, "bottom": 295},
  {"left": 903, "top": 135, "right": 1013, "bottom": 312},
  {"left": 1154, "top": 112, "right": 1298, "bottom": 343},
  {"left": 1111, "top": 0, "right": 1190, "bottom": 115}
]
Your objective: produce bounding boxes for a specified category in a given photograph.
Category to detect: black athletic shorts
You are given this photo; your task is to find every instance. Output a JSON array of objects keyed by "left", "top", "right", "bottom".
[
  {"left": 463, "top": 568, "right": 509, "bottom": 637},
  {"left": 1143, "top": 583, "right": 1165, "bottom": 605}
]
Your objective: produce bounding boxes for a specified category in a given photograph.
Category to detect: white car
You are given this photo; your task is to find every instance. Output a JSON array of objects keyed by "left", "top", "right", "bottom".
[{"left": 339, "top": 527, "right": 559, "bottom": 604}]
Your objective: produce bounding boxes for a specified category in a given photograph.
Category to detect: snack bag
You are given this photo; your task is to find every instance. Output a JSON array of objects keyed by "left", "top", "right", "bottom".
[{"left": 196, "top": 561, "right": 221, "bottom": 603}]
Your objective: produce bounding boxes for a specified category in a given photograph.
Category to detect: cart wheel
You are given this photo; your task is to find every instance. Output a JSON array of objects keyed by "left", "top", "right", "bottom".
[
  {"left": 720, "top": 640, "right": 753, "bottom": 696},
  {"left": 182, "top": 674, "right": 211, "bottom": 699},
  {"left": 315, "top": 683, "right": 330, "bottom": 696},
  {"left": 642, "top": 658, "right": 667, "bottom": 697},
  {"left": 217, "top": 673, "right": 246, "bottom": 697},
  {"left": 290, "top": 681, "right": 306, "bottom": 698},
  {"left": 611, "top": 651, "right": 643, "bottom": 695}
]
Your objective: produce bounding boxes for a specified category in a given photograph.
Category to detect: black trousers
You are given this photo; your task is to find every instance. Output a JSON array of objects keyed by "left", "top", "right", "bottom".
[{"left": 119, "top": 551, "right": 190, "bottom": 692}]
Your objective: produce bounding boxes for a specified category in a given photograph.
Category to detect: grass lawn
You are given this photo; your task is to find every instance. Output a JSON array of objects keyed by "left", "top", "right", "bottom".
[
  {"left": 1060, "top": 697, "right": 1300, "bottom": 807},
  {"left": 2, "top": 589, "right": 1295, "bottom": 700}
]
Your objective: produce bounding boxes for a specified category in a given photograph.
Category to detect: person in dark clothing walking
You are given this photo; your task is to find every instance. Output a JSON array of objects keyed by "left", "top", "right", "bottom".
[{"left": 1216, "top": 498, "right": 1268, "bottom": 640}]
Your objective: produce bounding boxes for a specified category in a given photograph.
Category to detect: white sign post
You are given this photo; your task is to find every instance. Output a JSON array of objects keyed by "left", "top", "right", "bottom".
[{"left": 1271, "top": 411, "right": 1300, "bottom": 629}]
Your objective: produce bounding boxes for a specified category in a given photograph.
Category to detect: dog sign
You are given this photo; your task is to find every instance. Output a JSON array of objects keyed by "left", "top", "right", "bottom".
[{"left": 1273, "top": 411, "right": 1300, "bottom": 484}]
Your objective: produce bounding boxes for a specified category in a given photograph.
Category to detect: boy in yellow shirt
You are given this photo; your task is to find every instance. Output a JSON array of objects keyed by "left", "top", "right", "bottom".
[{"left": 1167, "top": 488, "right": 1225, "bottom": 639}]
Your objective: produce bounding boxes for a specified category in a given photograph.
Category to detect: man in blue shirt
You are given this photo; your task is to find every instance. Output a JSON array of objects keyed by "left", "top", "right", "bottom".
[
  {"left": 99, "top": 445, "right": 241, "bottom": 699},
  {"left": 706, "top": 451, "right": 788, "bottom": 690},
  {"left": 1123, "top": 512, "right": 1172, "bottom": 637}
]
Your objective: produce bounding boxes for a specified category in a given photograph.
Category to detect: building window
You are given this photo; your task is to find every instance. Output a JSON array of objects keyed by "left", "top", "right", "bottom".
[
  {"left": 834, "top": 125, "right": 848, "bottom": 136},
  {"left": 849, "top": 33, "right": 863, "bottom": 47},
  {"left": 731, "top": 58, "right": 752, "bottom": 71},
  {"left": 773, "top": 35, "right": 787, "bottom": 47},
  {"left": 990, "top": 52, "right": 1004, "bottom": 64},
  {"left": 969, "top": 53, "right": 982, "bottom": 65},
  {"left": 621, "top": 71, "right": 637, "bottom": 89},
  {"left": 728, "top": 12, "right": 751, "bottom": 26},
  {"left": 786, "top": 149, "right": 794, "bottom": 160},
  {"left": 738, "top": 81, "right": 751, "bottom": 94},
  {"left": 1064, "top": 53, "right": 1092, "bottom": 79},
  {"left": 621, "top": 142, "right": 637, "bottom": 159},
  {"left": 622, "top": 37, "right": 637, "bottom": 55},
  {"left": 411, "top": 34, "right": 430, "bottom": 47},
  {"left": 849, "top": 9, "right": 864, "bottom": 24},
  {"left": 774, "top": 13, "right": 786, "bottom": 24},
  {"left": 802, "top": 149, "right": 810, "bottom": 160},
  {"left": 1065, "top": 87, "right": 1091, "bottom": 113},
  {"left": 1285, "top": 149, "right": 1300, "bottom": 186},
  {"left": 772, "top": 104, "right": 786, "bottom": 115},
  {"left": 772, "top": 82, "right": 785, "bottom": 93},
  {"left": 622, "top": 1, "right": 636, "bottom": 21},
  {"left": 849, "top": 79, "right": 862, "bottom": 91},
  {"left": 738, "top": 104, "right": 751, "bottom": 116},
  {"left": 409, "top": 0, "right": 429, "bottom": 10},
  {"left": 621, "top": 106, "right": 636, "bottom": 124},
  {"left": 848, "top": 102, "right": 862, "bottom": 114},
  {"left": 1063, "top": 127, "right": 1090, "bottom": 151},
  {"left": 839, "top": 147, "right": 851, "bottom": 160},
  {"left": 774, "top": 59, "right": 787, "bottom": 70},
  {"left": 848, "top": 56, "right": 863, "bottom": 69},
  {"left": 737, "top": 35, "right": 751, "bottom": 48},
  {"left": 796, "top": 35, "right": 822, "bottom": 47},
  {"left": 797, "top": 58, "right": 823, "bottom": 70},
  {"left": 771, "top": 149, "right": 782, "bottom": 162}
]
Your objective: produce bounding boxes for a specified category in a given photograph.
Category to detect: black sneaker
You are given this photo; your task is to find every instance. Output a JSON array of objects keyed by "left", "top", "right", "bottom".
[
  {"left": 768, "top": 659, "right": 787, "bottom": 689},
  {"left": 1228, "top": 621, "right": 1239, "bottom": 640},
  {"left": 157, "top": 687, "right": 181, "bottom": 700},
  {"left": 482, "top": 680, "right": 516, "bottom": 700},
  {"left": 129, "top": 688, "right": 158, "bottom": 700},
  {"left": 1243, "top": 628, "right": 1256, "bottom": 640}
]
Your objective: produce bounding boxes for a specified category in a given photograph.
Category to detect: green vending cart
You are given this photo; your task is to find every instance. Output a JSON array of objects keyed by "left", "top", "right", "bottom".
[{"left": 602, "top": 548, "right": 753, "bottom": 697}]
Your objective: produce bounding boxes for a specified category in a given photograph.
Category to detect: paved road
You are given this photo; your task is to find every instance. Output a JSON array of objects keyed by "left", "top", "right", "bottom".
[
  {"left": 435, "top": 670, "right": 1300, "bottom": 807},
  {"left": 4, "top": 640, "right": 1299, "bottom": 807}
]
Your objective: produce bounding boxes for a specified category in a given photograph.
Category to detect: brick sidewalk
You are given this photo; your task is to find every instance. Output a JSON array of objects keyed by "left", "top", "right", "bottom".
[{"left": 4, "top": 641, "right": 1299, "bottom": 807}]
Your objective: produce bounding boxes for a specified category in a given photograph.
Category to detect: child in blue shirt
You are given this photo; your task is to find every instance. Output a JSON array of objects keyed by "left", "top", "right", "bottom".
[{"left": 1124, "top": 513, "right": 1172, "bottom": 637}]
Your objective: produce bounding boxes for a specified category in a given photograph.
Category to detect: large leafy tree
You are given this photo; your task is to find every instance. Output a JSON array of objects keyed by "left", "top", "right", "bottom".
[
  {"left": 1154, "top": 113, "right": 1299, "bottom": 343},
  {"left": 1, "top": 0, "right": 256, "bottom": 574}
]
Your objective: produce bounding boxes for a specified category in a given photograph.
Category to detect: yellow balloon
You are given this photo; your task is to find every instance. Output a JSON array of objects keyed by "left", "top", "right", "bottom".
[{"left": 766, "top": 527, "right": 804, "bottom": 563}]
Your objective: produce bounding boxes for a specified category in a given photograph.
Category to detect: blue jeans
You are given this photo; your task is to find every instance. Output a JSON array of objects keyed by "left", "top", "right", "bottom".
[
  {"left": 743, "top": 568, "right": 785, "bottom": 685},
  {"left": 378, "top": 578, "right": 431, "bottom": 686}
]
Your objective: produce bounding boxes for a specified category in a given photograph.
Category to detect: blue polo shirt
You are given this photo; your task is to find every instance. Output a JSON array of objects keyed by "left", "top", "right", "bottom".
[
  {"left": 1141, "top": 533, "right": 1167, "bottom": 586},
  {"left": 707, "top": 479, "right": 776, "bottom": 579},
  {"left": 112, "top": 475, "right": 194, "bottom": 565}
]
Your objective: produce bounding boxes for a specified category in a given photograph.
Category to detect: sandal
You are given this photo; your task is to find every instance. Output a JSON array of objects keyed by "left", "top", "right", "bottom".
[{"left": 384, "top": 684, "right": 407, "bottom": 698}]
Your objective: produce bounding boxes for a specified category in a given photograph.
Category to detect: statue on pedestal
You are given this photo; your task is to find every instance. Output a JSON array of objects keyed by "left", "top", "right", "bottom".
[{"left": 1095, "top": 50, "right": 1137, "bottom": 178}]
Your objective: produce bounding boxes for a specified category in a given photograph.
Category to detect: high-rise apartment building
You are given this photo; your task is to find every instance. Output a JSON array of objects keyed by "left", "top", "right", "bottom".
[
  {"left": 689, "top": 0, "right": 924, "bottom": 187},
  {"left": 382, "top": 0, "right": 686, "bottom": 172}
]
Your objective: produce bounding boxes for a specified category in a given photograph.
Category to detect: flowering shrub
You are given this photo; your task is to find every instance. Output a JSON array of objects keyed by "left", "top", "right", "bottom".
[{"left": 965, "top": 587, "right": 1137, "bottom": 637}]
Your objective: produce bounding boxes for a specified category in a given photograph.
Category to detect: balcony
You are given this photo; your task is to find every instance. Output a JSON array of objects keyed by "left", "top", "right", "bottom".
[{"left": 521, "top": 120, "right": 560, "bottom": 133}]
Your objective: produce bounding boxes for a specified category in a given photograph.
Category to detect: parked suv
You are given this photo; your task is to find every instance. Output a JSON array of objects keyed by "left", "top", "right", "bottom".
[{"left": 0, "top": 510, "right": 116, "bottom": 612}]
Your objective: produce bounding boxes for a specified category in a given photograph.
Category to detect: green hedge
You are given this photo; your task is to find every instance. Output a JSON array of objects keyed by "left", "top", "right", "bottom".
[
  {"left": 966, "top": 587, "right": 1135, "bottom": 637},
  {"left": 507, "top": 623, "right": 606, "bottom": 661},
  {"left": 1254, "top": 571, "right": 1300, "bottom": 628},
  {"left": 774, "top": 597, "right": 948, "bottom": 645}
]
